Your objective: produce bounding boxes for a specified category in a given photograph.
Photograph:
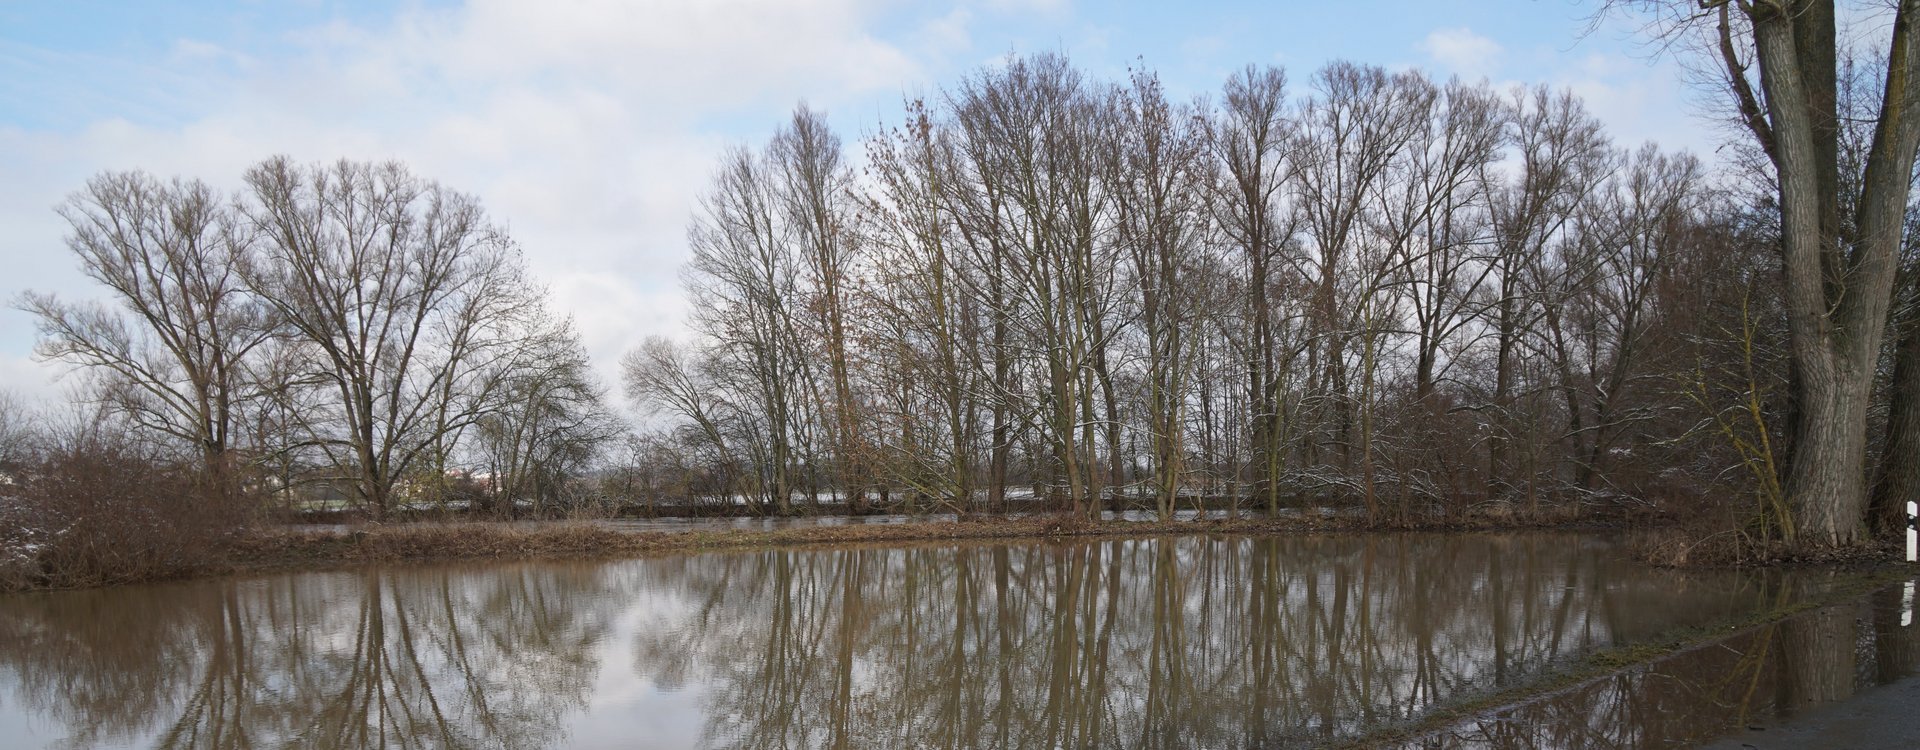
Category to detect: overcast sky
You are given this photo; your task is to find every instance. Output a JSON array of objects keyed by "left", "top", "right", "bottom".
[{"left": 0, "top": 0, "right": 1712, "bottom": 406}]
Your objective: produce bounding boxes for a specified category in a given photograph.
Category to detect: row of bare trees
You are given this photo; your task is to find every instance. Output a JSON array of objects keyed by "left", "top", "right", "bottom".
[
  {"left": 19, "top": 158, "right": 620, "bottom": 520},
  {"left": 625, "top": 54, "right": 1798, "bottom": 525},
  {"left": 20, "top": 16, "right": 1920, "bottom": 550}
]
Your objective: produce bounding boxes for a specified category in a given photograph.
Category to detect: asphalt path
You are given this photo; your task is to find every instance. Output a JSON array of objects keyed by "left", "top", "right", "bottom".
[{"left": 1698, "top": 674, "right": 1920, "bottom": 750}]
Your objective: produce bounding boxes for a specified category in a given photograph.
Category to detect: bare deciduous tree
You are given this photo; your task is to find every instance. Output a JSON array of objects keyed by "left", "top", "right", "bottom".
[
  {"left": 242, "top": 157, "right": 542, "bottom": 519},
  {"left": 1614, "top": 0, "right": 1920, "bottom": 546},
  {"left": 21, "top": 173, "right": 271, "bottom": 487}
]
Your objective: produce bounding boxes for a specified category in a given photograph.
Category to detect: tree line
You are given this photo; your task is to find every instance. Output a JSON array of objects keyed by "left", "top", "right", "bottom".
[
  {"left": 13, "top": 158, "right": 619, "bottom": 524},
  {"left": 625, "top": 53, "right": 1808, "bottom": 531},
  {"left": 13, "top": 7, "right": 1920, "bottom": 553}
]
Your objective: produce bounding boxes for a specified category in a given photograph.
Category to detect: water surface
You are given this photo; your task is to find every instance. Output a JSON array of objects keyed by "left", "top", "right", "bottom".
[{"left": 0, "top": 532, "right": 1899, "bottom": 749}]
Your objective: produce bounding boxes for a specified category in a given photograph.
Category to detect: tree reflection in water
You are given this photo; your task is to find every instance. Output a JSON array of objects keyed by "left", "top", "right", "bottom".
[
  {"left": 1411, "top": 576, "right": 1920, "bottom": 749},
  {"left": 0, "top": 564, "right": 616, "bottom": 749},
  {"left": 622, "top": 533, "right": 1798, "bottom": 749},
  {"left": 1, "top": 534, "right": 1909, "bottom": 750}
]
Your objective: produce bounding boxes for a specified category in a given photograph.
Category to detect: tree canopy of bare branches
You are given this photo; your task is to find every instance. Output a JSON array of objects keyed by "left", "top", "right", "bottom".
[
  {"left": 22, "top": 158, "right": 619, "bottom": 521},
  {"left": 631, "top": 53, "right": 1816, "bottom": 535}
]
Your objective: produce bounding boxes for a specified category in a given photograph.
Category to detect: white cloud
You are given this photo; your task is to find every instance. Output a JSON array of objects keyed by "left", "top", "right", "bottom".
[
  {"left": 0, "top": 0, "right": 935, "bottom": 404},
  {"left": 1549, "top": 51, "right": 1715, "bottom": 158},
  {"left": 167, "top": 38, "right": 253, "bottom": 70},
  {"left": 918, "top": 9, "right": 975, "bottom": 56},
  {"left": 1, "top": 0, "right": 1727, "bottom": 418},
  {"left": 1422, "top": 27, "right": 1502, "bottom": 80},
  {"left": 1182, "top": 34, "right": 1229, "bottom": 60}
]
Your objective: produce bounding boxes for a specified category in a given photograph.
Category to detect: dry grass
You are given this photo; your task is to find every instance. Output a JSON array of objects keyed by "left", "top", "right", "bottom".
[
  {"left": 5, "top": 501, "right": 1663, "bottom": 592},
  {"left": 1630, "top": 525, "right": 1900, "bottom": 568},
  {"left": 228, "top": 516, "right": 1166, "bottom": 571},
  {"left": 1625, "top": 502, "right": 1903, "bottom": 568},
  {"left": 218, "top": 506, "right": 1626, "bottom": 579}
]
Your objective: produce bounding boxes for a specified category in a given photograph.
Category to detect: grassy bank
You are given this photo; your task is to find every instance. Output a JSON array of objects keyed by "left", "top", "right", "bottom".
[
  {"left": 230, "top": 511, "right": 1602, "bottom": 572},
  {"left": 279, "top": 492, "right": 1384, "bottom": 525},
  {"left": 6, "top": 501, "right": 1909, "bottom": 593},
  {"left": 7, "top": 507, "right": 1630, "bottom": 592}
]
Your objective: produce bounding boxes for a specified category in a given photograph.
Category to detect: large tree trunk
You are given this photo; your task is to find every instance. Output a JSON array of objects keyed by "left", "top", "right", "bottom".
[
  {"left": 1742, "top": 0, "right": 1920, "bottom": 548},
  {"left": 1250, "top": 258, "right": 1282, "bottom": 514},
  {"left": 1785, "top": 368, "right": 1872, "bottom": 543}
]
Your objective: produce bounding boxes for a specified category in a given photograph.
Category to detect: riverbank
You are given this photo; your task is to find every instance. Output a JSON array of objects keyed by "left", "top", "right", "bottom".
[
  {"left": 278, "top": 492, "right": 1394, "bottom": 525},
  {"left": 6, "top": 504, "right": 1909, "bottom": 593},
  {"left": 228, "top": 511, "right": 1612, "bottom": 576},
  {"left": 5, "top": 506, "right": 1630, "bottom": 592}
]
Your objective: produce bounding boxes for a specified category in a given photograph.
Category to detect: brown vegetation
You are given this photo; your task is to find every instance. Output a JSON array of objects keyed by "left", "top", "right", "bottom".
[
  {"left": 1606, "top": 1, "right": 1920, "bottom": 550},
  {"left": 1630, "top": 519, "right": 1912, "bottom": 568},
  {"left": 0, "top": 504, "right": 1665, "bottom": 593},
  {"left": 101, "top": 506, "right": 1681, "bottom": 594},
  {"left": 0, "top": 423, "right": 252, "bottom": 591}
]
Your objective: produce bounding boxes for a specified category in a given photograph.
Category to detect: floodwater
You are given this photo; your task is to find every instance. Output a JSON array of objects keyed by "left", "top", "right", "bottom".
[{"left": 0, "top": 532, "right": 1912, "bottom": 749}]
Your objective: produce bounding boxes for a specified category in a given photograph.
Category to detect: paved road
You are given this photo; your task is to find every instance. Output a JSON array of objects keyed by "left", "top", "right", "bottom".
[{"left": 1698, "top": 675, "right": 1920, "bottom": 750}]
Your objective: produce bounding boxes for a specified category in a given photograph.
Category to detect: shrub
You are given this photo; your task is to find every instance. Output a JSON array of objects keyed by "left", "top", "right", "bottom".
[{"left": 0, "top": 429, "right": 253, "bottom": 591}]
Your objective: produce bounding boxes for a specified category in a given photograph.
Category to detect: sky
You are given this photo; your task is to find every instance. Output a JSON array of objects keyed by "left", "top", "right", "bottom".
[{"left": 0, "top": 0, "right": 1715, "bottom": 407}]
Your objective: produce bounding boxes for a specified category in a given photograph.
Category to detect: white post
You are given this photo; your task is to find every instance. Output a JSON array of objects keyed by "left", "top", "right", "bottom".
[
  {"left": 1905, "top": 581, "right": 1915, "bottom": 628},
  {"left": 1909, "top": 500, "right": 1918, "bottom": 563}
]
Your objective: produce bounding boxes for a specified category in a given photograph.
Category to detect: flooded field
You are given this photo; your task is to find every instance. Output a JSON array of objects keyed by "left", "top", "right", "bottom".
[{"left": 0, "top": 532, "right": 1912, "bottom": 749}]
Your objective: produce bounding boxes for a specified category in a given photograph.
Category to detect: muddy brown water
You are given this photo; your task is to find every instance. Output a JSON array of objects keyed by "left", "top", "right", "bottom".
[{"left": 0, "top": 532, "right": 1912, "bottom": 749}]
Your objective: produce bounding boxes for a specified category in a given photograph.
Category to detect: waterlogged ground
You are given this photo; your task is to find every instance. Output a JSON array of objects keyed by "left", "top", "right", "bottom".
[{"left": 0, "top": 532, "right": 1912, "bottom": 749}]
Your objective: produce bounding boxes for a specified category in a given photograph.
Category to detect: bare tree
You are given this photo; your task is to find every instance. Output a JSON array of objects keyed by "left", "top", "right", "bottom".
[
  {"left": 628, "top": 51, "right": 1839, "bottom": 535},
  {"left": 861, "top": 99, "right": 982, "bottom": 510},
  {"left": 1211, "top": 65, "right": 1297, "bottom": 513},
  {"left": 624, "top": 336, "right": 750, "bottom": 510},
  {"left": 773, "top": 106, "right": 867, "bottom": 508},
  {"left": 947, "top": 53, "right": 1118, "bottom": 515},
  {"left": 1369, "top": 78, "right": 1505, "bottom": 515},
  {"left": 241, "top": 157, "right": 539, "bottom": 519},
  {"left": 1618, "top": 0, "right": 1920, "bottom": 546},
  {"left": 1872, "top": 210, "right": 1920, "bottom": 532},
  {"left": 685, "top": 145, "right": 811, "bottom": 513},
  {"left": 1106, "top": 68, "right": 1212, "bottom": 518},
  {"left": 0, "top": 391, "right": 34, "bottom": 479},
  {"left": 1290, "top": 63, "right": 1431, "bottom": 513},
  {"left": 20, "top": 172, "right": 270, "bottom": 487},
  {"left": 1484, "top": 87, "right": 1612, "bottom": 504},
  {"left": 477, "top": 316, "right": 621, "bottom": 514}
]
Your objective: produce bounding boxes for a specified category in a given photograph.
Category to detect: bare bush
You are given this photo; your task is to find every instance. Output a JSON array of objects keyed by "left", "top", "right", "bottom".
[{"left": 0, "top": 414, "right": 253, "bottom": 591}]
